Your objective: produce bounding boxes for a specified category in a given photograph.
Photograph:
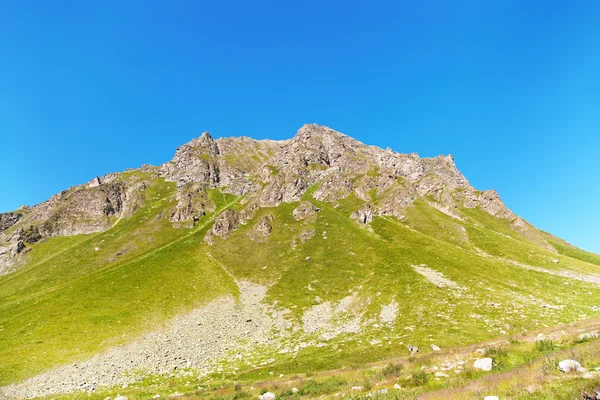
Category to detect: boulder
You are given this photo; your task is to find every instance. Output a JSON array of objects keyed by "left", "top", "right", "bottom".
[
  {"left": 473, "top": 358, "right": 493, "bottom": 371},
  {"left": 262, "top": 392, "right": 276, "bottom": 400},
  {"left": 292, "top": 201, "right": 319, "bottom": 221},
  {"left": 558, "top": 359, "right": 584, "bottom": 373}
]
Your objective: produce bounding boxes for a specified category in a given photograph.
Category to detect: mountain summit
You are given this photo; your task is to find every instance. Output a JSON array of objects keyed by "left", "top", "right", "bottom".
[
  {"left": 2, "top": 125, "right": 600, "bottom": 399},
  {"left": 0, "top": 124, "right": 535, "bottom": 272}
]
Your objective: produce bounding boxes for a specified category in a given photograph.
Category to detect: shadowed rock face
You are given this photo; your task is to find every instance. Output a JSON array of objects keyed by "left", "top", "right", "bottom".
[{"left": 1, "top": 124, "right": 535, "bottom": 274}]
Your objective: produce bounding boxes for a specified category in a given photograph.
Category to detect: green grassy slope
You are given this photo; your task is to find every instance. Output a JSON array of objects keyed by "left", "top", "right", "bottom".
[
  {"left": 0, "top": 179, "right": 240, "bottom": 384},
  {"left": 1, "top": 178, "right": 600, "bottom": 391}
]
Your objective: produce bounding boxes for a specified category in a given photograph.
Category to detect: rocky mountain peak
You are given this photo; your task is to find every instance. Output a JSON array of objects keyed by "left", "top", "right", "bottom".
[{"left": 2, "top": 123, "right": 543, "bottom": 275}]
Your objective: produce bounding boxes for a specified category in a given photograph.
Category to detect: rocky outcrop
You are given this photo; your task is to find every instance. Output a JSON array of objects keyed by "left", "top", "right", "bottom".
[
  {"left": 159, "top": 132, "right": 220, "bottom": 187},
  {"left": 292, "top": 201, "right": 320, "bottom": 221},
  {"left": 209, "top": 210, "right": 242, "bottom": 240},
  {"left": 250, "top": 215, "right": 274, "bottom": 237},
  {"left": 169, "top": 183, "right": 213, "bottom": 225},
  {"left": 0, "top": 212, "right": 22, "bottom": 232},
  {"left": 0, "top": 172, "right": 151, "bottom": 275},
  {"left": 351, "top": 204, "right": 375, "bottom": 225}
]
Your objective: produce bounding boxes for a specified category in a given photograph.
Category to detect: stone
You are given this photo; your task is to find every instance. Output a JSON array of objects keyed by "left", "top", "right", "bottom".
[
  {"left": 407, "top": 344, "right": 419, "bottom": 354},
  {"left": 578, "top": 331, "right": 599, "bottom": 341},
  {"left": 351, "top": 386, "right": 362, "bottom": 391},
  {"left": 114, "top": 396, "right": 128, "bottom": 400},
  {"left": 431, "top": 344, "right": 440, "bottom": 351},
  {"left": 262, "top": 392, "right": 276, "bottom": 400},
  {"left": 484, "top": 397, "right": 499, "bottom": 400},
  {"left": 393, "top": 383, "right": 401, "bottom": 390},
  {"left": 291, "top": 388, "right": 298, "bottom": 394},
  {"left": 473, "top": 358, "right": 493, "bottom": 371},
  {"left": 558, "top": 359, "right": 584, "bottom": 373}
]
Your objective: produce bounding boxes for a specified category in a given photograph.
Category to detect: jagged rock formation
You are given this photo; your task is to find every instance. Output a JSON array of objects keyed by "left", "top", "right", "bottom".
[
  {"left": 0, "top": 123, "right": 547, "bottom": 275},
  {"left": 0, "top": 170, "right": 156, "bottom": 274}
]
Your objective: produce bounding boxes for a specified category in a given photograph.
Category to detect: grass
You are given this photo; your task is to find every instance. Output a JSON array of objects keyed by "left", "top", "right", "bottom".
[
  {"left": 44, "top": 318, "right": 600, "bottom": 400},
  {"left": 2, "top": 174, "right": 600, "bottom": 397},
  {"left": 0, "top": 179, "right": 241, "bottom": 384}
]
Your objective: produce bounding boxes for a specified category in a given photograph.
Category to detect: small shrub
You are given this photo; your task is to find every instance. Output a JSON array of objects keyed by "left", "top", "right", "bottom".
[
  {"left": 378, "top": 363, "right": 404, "bottom": 380},
  {"left": 463, "top": 367, "right": 477, "bottom": 380},
  {"left": 411, "top": 370, "right": 429, "bottom": 386},
  {"left": 363, "top": 377, "right": 373, "bottom": 391},
  {"left": 484, "top": 346, "right": 507, "bottom": 358},
  {"left": 542, "top": 355, "right": 558, "bottom": 375},
  {"left": 234, "top": 382, "right": 242, "bottom": 391},
  {"left": 298, "top": 378, "right": 348, "bottom": 396},
  {"left": 536, "top": 339, "right": 555, "bottom": 353}
]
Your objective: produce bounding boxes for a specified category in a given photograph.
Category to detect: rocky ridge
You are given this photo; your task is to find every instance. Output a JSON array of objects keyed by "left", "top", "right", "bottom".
[{"left": 0, "top": 124, "right": 547, "bottom": 274}]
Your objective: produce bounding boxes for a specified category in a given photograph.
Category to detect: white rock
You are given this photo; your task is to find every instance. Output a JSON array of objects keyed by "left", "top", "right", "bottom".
[
  {"left": 115, "top": 396, "right": 128, "bottom": 400},
  {"left": 291, "top": 388, "right": 298, "bottom": 394},
  {"left": 558, "top": 359, "right": 584, "bottom": 373},
  {"left": 153, "top": 395, "right": 160, "bottom": 399},
  {"left": 393, "top": 383, "right": 401, "bottom": 389},
  {"left": 484, "top": 397, "right": 499, "bottom": 400},
  {"left": 434, "top": 372, "right": 449, "bottom": 378},
  {"left": 263, "top": 392, "right": 276, "bottom": 400},
  {"left": 473, "top": 358, "right": 493, "bottom": 371},
  {"left": 351, "top": 386, "right": 362, "bottom": 391},
  {"left": 431, "top": 344, "right": 440, "bottom": 351},
  {"left": 578, "top": 331, "right": 599, "bottom": 341},
  {"left": 258, "top": 395, "right": 264, "bottom": 400}
]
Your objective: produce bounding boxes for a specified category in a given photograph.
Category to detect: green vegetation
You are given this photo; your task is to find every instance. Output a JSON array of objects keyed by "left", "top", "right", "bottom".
[
  {"left": 2, "top": 171, "right": 600, "bottom": 400},
  {"left": 0, "top": 179, "right": 241, "bottom": 384}
]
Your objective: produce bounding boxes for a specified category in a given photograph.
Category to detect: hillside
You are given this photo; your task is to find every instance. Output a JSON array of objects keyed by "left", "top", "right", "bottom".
[{"left": 1, "top": 124, "right": 600, "bottom": 399}]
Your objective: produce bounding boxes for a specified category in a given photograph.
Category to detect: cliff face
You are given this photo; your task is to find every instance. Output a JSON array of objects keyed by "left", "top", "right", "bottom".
[{"left": 0, "top": 124, "right": 540, "bottom": 274}]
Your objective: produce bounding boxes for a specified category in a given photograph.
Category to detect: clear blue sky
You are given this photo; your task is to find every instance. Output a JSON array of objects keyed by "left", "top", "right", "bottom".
[{"left": 1, "top": 1, "right": 599, "bottom": 252}]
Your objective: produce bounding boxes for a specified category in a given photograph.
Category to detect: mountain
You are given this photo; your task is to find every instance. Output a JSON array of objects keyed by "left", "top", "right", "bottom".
[{"left": 1, "top": 124, "right": 600, "bottom": 399}]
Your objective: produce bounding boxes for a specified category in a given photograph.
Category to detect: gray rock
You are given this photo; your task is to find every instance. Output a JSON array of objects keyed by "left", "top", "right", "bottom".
[
  {"left": 262, "top": 392, "right": 276, "bottom": 400},
  {"left": 558, "top": 359, "right": 584, "bottom": 373},
  {"left": 473, "top": 357, "right": 493, "bottom": 371}
]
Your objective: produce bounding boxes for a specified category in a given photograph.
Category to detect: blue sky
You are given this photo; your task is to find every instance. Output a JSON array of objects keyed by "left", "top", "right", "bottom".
[{"left": 0, "top": 1, "right": 599, "bottom": 252}]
